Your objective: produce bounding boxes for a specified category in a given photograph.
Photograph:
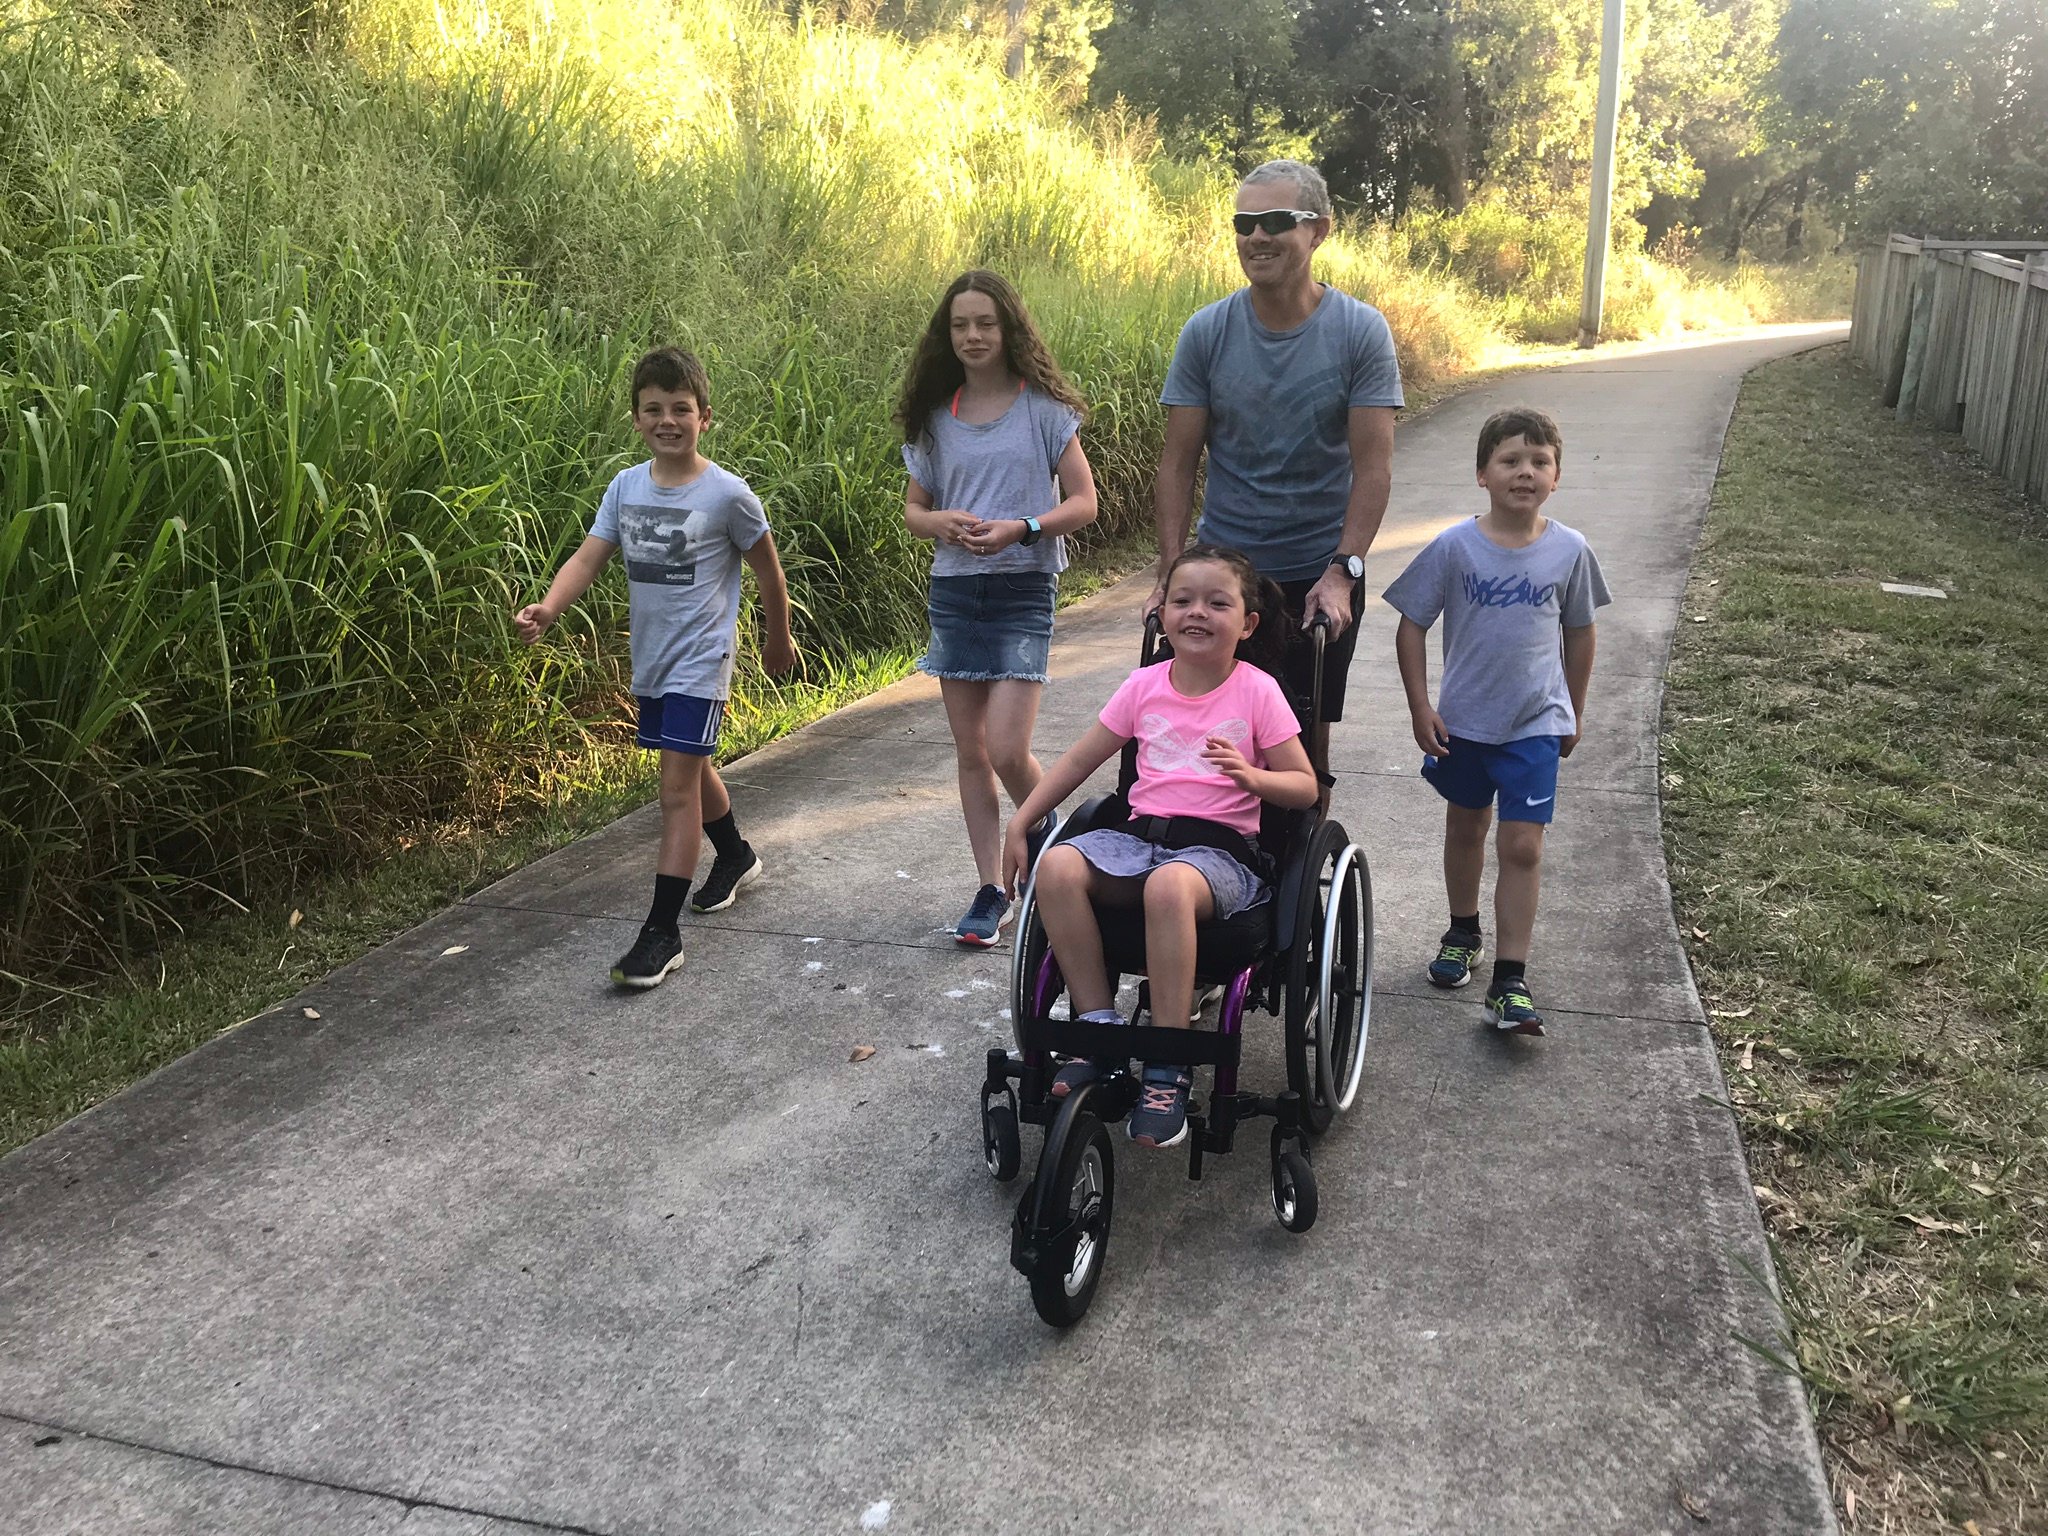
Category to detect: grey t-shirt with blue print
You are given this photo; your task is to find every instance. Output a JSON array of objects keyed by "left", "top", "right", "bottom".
[
  {"left": 903, "top": 385, "right": 1080, "bottom": 579},
  {"left": 589, "top": 460, "right": 770, "bottom": 701},
  {"left": 1381, "top": 516, "right": 1612, "bottom": 744},
  {"left": 1160, "top": 286, "right": 1404, "bottom": 582}
]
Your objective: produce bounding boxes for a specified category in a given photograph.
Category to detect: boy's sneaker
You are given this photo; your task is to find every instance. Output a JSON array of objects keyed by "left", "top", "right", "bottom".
[
  {"left": 954, "top": 884, "right": 1013, "bottom": 948},
  {"left": 1485, "top": 977, "right": 1546, "bottom": 1036},
  {"left": 1127, "top": 1064, "right": 1193, "bottom": 1148},
  {"left": 690, "top": 845, "right": 763, "bottom": 913},
  {"left": 611, "top": 924, "right": 684, "bottom": 989},
  {"left": 1428, "top": 927, "right": 1483, "bottom": 989}
]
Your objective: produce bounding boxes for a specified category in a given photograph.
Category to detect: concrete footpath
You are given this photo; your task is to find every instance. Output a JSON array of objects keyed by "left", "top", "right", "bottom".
[{"left": 1, "top": 325, "right": 1846, "bottom": 1535}]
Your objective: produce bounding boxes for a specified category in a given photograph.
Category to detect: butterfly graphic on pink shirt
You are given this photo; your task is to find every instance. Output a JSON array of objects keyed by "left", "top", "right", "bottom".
[{"left": 1139, "top": 714, "right": 1250, "bottom": 774}]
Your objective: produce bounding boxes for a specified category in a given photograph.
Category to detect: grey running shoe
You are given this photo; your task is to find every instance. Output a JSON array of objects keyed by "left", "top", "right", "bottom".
[
  {"left": 1127, "top": 1063, "right": 1192, "bottom": 1147},
  {"left": 954, "top": 884, "right": 1013, "bottom": 948},
  {"left": 612, "top": 925, "right": 684, "bottom": 988},
  {"left": 1485, "top": 977, "right": 1546, "bottom": 1035},
  {"left": 1428, "top": 927, "right": 1483, "bottom": 989},
  {"left": 691, "top": 846, "right": 762, "bottom": 913}
]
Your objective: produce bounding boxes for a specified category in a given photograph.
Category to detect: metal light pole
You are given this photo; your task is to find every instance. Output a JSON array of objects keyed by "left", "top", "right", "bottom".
[
  {"left": 1577, "top": 0, "right": 1625, "bottom": 348},
  {"left": 1006, "top": 0, "right": 1028, "bottom": 78}
]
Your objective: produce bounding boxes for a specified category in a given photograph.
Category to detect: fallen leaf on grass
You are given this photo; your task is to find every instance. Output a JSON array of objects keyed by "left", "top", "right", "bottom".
[
  {"left": 1738, "top": 1040, "right": 1756, "bottom": 1072},
  {"left": 1710, "top": 1005, "right": 1754, "bottom": 1019},
  {"left": 1964, "top": 1521, "right": 1982, "bottom": 1535},
  {"left": 1968, "top": 1181, "right": 1997, "bottom": 1197},
  {"left": 440, "top": 945, "right": 469, "bottom": 957},
  {"left": 848, "top": 1046, "right": 876, "bottom": 1063},
  {"left": 1690, "top": 926, "right": 1711, "bottom": 942},
  {"left": 288, "top": 909, "right": 303, "bottom": 929},
  {"left": 1843, "top": 1487, "right": 1857, "bottom": 1524},
  {"left": 1903, "top": 1214, "right": 1969, "bottom": 1235},
  {"left": 301, "top": 1007, "right": 321, "bottom": 1020}
]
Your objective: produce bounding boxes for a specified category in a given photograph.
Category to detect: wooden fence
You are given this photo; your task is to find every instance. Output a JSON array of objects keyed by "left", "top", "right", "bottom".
[{"left": 1850, "top": 235, "right": 2048, "bottom": 504}]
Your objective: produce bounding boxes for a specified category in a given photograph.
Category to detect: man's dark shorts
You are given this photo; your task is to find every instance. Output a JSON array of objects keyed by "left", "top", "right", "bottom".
[{"left": 1277, "top": 576, "right": 1364, "bottom": 723}]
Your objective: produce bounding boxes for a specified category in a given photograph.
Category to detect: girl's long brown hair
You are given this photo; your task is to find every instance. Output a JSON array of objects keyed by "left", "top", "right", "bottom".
[{"left": 894, "top": 269, "right": 1088, "bottom": 444}]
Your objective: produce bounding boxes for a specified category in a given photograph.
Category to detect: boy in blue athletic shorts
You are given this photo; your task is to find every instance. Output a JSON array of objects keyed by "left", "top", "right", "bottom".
[
  {"left": 515, "top": 346, "right": 796, "bottom": 988},
  {"left": 1383, "top": 407, "right": 1610, "bottom": 1034}
]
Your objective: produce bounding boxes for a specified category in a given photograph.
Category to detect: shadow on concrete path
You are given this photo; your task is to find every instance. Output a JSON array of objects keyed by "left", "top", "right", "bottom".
[{"left": 0, "top": 326, "right": 1847, "bottom": 1535}]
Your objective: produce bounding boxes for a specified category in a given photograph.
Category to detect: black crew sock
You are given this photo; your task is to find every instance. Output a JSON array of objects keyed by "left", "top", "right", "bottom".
[
  {"left": 1449, "top": 912, "right": 1481, "bottom": 937},
  {"left": 1489, "top": 959, "right": 1526, "bottom": 994},
  {"left": 648, "top": 874, "right": 692, "bottom": 933},
  {"left": 703, "top": 811, "right": 747, "bottom": 861}
]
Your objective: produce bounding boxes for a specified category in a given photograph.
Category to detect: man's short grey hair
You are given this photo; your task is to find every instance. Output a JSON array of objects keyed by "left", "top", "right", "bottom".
[{"left": 1240, "top": 159, "right": 1331, "bottom": 219}]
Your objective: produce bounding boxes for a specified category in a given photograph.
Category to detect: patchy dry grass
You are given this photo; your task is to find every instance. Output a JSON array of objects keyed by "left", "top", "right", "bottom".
[{"left": 1665, "top": 345, "right": 2048, "bottom": 1533}]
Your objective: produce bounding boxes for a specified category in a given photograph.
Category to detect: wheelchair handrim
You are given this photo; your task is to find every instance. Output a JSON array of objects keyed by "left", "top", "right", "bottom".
[{"left": 1321, "top": 843, "right": 1370, "bottom": 1112}]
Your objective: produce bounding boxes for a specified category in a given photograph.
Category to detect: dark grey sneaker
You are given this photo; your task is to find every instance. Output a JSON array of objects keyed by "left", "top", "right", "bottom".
[
  {"left": 690, "top": 846, "right": 762, "bottom": 913},
  {"left": 1127, "top": 1063, "right": 1192, "bottom": 1148},
  {"left": 1485, "top": 977, "right": 1546, "bottom": 1035},
  {"left": 954, "top": 884, "right": 1012, "bottom": 948},
  {"left": 1428, "top": 927, "right": 1483, "bottom": 989},
  {"left": 611, "top": 924, "right": 684, "bottom": 988}
]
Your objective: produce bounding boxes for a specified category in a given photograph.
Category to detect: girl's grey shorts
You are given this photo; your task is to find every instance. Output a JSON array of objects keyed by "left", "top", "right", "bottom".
[
  {"left": 1062, "top": 829, "right": 1271, "bottom": 921},
  {"left": 919, "top": 572, "right": 1056, "bottom": 684}
]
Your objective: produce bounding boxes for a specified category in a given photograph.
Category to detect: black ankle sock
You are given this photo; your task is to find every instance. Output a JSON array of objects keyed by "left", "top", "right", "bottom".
[
  {"left": 703, "top": 811, "right": 746, "bottom": 860},
  {"left": 1450, "top": 912, "right": 1481, "bottom": 937},
  {"left": 1489, "top": 959, "right": 1526, "bottom": 993},
  {"left": 648, "top": 874, "right": 692, "bottom": 932}
]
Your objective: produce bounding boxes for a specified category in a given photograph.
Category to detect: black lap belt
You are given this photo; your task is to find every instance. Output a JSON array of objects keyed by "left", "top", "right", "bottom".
[{"left": 1124, "top": 813, "right": 1272, "bottom": 880}]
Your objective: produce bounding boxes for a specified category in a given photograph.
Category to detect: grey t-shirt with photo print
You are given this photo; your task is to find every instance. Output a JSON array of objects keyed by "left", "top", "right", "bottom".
[
  {"left": 1381, "top": 515, "right": 1612, "bottom": 744},
  {"left": 589, "top": 459, "right": 769, "bottom": 700},
  {"left": 902, "top": 385, "right": 1080, "bottom": 579}
]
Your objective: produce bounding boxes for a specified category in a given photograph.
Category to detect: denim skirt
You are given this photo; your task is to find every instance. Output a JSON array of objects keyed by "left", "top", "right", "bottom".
[
  {"left": 1064, "top": 829, "right": 1272, "bottom": 921},
  {"left": 919, "top": 572, "right": 1057, "bottom": 684}
]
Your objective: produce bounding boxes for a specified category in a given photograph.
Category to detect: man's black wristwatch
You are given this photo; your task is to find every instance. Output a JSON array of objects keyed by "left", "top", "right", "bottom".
[
  {"left": 1329, "top": 553, "right": 1364, "bottom": 580},
  {"left": 1019, "top": 516, "right": 1043, "bottom": 547}
]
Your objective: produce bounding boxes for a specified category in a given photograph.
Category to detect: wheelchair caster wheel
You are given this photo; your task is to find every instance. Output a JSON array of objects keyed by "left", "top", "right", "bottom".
[
  {"left": 1272, "top": 1146, "right": 1317, "bottom": 1233},
  {"left": 982, "top": 1099, "right": 1022, "bottom": 1183},
  {"left": 1028, "top": 1111, "right": 1115, "bottom": 1326}
]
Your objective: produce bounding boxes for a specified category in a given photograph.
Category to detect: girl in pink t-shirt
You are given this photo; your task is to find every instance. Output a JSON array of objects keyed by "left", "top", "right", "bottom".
[{"left": 1000, "top": 546, "right": 1318, "bottom": 1148}]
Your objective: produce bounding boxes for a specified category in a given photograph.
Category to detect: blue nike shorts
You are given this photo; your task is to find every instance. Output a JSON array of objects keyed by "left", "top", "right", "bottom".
[
  {"left": 636, "top": 692, "right": 725, "bottom": 757},
  {"left": 1421, "top": 734, "right": 1564, "bottom": 824}
]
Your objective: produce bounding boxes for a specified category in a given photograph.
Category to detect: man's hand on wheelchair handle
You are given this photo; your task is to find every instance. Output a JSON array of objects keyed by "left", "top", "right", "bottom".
[{"left": 1302, "top": 566, "right": 1354, "bottom": 634}]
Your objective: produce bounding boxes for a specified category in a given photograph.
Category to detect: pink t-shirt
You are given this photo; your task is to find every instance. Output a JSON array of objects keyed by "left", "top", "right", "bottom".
[{"left": 1099, "top": 660, "right": 1302, "bottom": 836}]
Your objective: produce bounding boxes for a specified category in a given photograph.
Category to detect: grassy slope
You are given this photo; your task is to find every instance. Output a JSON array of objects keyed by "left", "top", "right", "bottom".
[
  {"left": 1665, "top": 347, "right": 2047, "bottom": 1533},
  {"left": 0, "top": 0, "right": 1849, "bottom": 1146}
]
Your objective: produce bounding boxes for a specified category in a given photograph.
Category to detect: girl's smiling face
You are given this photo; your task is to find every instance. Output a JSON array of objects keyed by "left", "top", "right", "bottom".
[
  {"left": 948, "top": 288, "right": 1005, "bottom": 371},
  {"left": 1164, "top": 558, "right": 1258, "bottom": 660}
]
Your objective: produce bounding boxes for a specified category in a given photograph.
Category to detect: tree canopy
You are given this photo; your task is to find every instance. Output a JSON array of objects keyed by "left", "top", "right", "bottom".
[{"left": 862, "top": 0, "right": 2048, "bottom": 252}]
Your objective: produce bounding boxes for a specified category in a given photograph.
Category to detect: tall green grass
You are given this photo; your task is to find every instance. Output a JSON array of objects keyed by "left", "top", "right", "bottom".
[{"left": 0, "top": 0, "right": 1843, "bottom": 993}]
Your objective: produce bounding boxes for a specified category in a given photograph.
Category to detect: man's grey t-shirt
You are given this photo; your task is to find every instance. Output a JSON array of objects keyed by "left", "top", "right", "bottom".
[
  {"left": 1381, "top": 516, "right": 1612, "bottom": 743},
  {"left": 589, "top": 460, "right": 769, "bottom": 700},
  {"left": 1160, "top": 286, "right": 1404, "bottom": 583},
  {"left": 902, "top": 385, "right": 1080, "bottom": 578}
]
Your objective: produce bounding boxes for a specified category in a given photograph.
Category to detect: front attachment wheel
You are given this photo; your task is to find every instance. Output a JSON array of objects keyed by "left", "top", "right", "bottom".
[
  {"left": 1027, "top": 1110, "right": 1116, "bottom": 1327},
  {"left": 982, "top": 1093, "right": 1022, "bottom": 1183},
  {"left": 1272, "top": 1146, "right": 1318, "bottom": 1233}
]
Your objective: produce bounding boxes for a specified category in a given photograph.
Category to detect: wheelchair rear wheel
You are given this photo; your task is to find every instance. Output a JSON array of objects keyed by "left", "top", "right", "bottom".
[
  {"left": 1026, "top": 1108, "right": 1115, "bottom": 1327},
  {"left": 1286, "top": 822, "right": 1373, "bottom": 1135}
]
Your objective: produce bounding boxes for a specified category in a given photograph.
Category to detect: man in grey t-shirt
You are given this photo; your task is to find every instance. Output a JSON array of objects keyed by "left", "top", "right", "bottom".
[{"left": 1150, "top": 158, "right": 1403, "bottom": 759}]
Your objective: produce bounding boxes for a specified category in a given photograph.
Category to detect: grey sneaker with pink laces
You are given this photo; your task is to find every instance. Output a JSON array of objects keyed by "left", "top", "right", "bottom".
[{"left": 1127, "top": 1063, "right": 1192, "bottom": 1147}]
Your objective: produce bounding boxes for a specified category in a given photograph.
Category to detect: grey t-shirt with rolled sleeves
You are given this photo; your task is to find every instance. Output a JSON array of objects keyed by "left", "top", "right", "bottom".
[
  {"left": 1160, "top": 286, "right": 1404, "bottom": 582},
  {"left": 1381, "top": 516, "right": 1613, "bottom": 744},
  {"left": 902, "top": 386, "right": 1080, "bottom": 579},
  {"left": 589, "top": 460, "right": 770, "bottom": 701}
]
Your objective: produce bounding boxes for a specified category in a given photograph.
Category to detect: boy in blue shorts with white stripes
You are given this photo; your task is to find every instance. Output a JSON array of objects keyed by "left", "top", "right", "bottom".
[
  {"left": 515, "top": 346, "right": 796, "bottom": 988},
  {"left": 1383, "top": 407, "right": 1610, "bottom": 1035}
]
